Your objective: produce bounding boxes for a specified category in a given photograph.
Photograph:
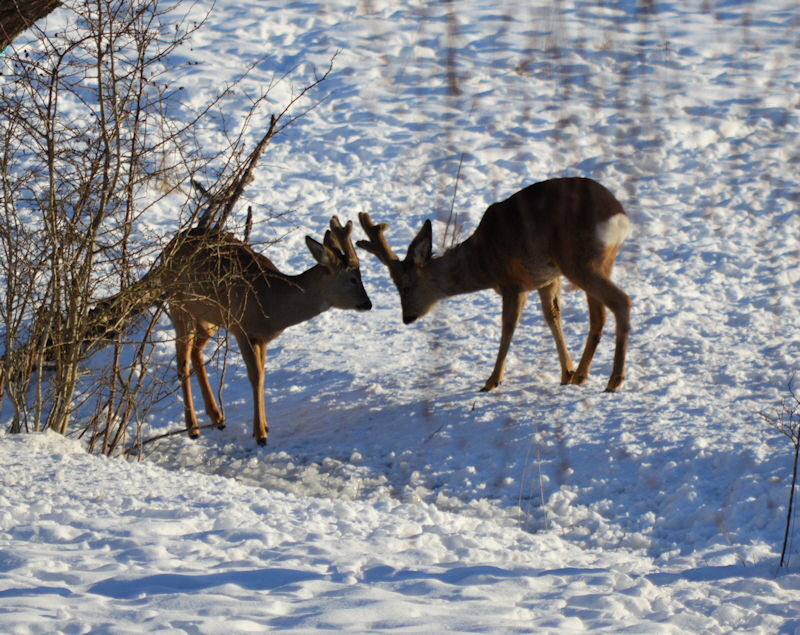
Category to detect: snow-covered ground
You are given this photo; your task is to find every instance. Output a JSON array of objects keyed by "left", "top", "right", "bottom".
[{"left": 2, "top": 0, "right": 800, "bottom": 632}]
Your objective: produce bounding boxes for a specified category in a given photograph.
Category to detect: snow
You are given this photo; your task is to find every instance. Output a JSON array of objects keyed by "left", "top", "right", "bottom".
[{"left": 2, "top": 0, "right": 800, "bottom": 632}]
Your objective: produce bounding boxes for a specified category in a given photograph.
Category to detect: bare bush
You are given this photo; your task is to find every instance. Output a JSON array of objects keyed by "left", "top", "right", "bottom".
[
  {"left": 2, "top": 0, "right": 214, "bottom": 440},
  {"left": 0, "top": 0, "right": 333, "bottom": 454},
  {"left": 760, "top": 376, "right": 800, "bottom": 567}
]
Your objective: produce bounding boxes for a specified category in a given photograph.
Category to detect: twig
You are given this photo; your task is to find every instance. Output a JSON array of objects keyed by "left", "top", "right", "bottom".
[
  {"left": 204, "top": 53, "right": 338, "bottom": 233},
  {"left": 123, "top": 421, "right": 221, "bottom": 456},
  {"left": 215, "top": 114, "right": 278, "bottom": 230},
  {"left": 443, "top": 151, "right": 465, "bottom": 249}
]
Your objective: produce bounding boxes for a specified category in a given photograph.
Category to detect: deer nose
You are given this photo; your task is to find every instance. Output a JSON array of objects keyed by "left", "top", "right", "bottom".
[
  {"left": 403, "top": 314, "right": 418, "bottom": 325},
  {"left": 358, "top": 300, "right": 372, "bottom": 311}
]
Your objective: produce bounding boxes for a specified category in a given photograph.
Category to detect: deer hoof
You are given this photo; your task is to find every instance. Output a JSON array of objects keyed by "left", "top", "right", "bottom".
[
  {"left": 188, "top": 431, "right": 200, "bottom": 440},
  {"left": 570, "top": 372, "right": 588, "bottom": 386},
  {"left": 256, "top": 437, "right": 268, "bottom": 447},
  {"left": 604, "top": 375, "right": 624, "bottom": 392}
]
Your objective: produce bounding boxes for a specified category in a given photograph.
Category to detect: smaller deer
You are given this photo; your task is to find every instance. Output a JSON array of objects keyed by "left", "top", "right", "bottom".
[
  {"left": 357, "top": 177, "right": 631, "bottom": 392},
  {"left": 158, "top": 216, "right": 371, "bottom": 445}
]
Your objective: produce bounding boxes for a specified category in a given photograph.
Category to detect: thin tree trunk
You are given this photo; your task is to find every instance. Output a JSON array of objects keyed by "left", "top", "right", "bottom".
[
  {"left": 780, "top": 441, "right": 799, "bottom": 567},
  {"left": 1, "top": 0, "right": 62, "bottom": 50}
]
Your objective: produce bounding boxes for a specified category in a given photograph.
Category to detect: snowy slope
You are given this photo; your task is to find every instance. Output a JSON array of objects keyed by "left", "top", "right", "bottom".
[{"left": 2, "top": 0, "right": 800, "bottom": 632}]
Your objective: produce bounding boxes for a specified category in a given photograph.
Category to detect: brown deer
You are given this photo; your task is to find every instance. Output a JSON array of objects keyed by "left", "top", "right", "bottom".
[
  {"left": 158, "top": 216, "right": 372, "bottom": 445},
  {"left": 357, "top": 177, "right": 631, "bottom": 392}
]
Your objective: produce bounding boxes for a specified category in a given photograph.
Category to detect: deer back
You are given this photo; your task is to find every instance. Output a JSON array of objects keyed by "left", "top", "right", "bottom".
[
  {"left": 160, "top": 228, "right": 282, "bottom": 332},
  {"left": 463, "top": 177, "right": 627, "bottom": 291}
]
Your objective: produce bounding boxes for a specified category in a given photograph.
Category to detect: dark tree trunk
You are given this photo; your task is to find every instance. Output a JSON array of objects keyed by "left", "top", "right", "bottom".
[{"left": 1, "top": 0, "right": 62, "bottom": 50}]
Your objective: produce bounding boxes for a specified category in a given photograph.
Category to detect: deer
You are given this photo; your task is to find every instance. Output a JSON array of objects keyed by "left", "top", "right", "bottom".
[
  {"left": 153, "top": 216, "right": 372, "bottom": 445},
  {"left": 357, "top": 177, "right": 631, "bottom": 393}
]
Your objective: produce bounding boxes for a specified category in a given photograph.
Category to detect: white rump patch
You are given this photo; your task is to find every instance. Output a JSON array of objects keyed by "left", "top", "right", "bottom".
[{"left": 596, "top": 213, "right": 631, "bottom": 247}]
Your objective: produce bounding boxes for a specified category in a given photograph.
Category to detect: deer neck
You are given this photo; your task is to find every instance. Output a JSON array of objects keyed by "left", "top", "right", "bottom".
[
  {"left": 428, "top": 239, "right": 492, "bottom": 297},
  {"left": 264, "top": 266, "right": 332, "bottom": 330}
]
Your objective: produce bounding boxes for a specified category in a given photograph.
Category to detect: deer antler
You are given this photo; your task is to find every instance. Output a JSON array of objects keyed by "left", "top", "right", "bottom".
[
  {"left": 356, "top": 212, "right": 398, "bottom": 265},
  {"left": 324, "top": 215, "right": 359, "bottom": 267}
]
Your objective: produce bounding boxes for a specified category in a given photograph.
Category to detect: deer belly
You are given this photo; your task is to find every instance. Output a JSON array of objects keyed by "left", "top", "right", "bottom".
[
  {"left": 172, "top": 290, "right": 242, "bottom": 329},
  {"left": 505, "top": 258, "right": 560, "bottom": 291}
]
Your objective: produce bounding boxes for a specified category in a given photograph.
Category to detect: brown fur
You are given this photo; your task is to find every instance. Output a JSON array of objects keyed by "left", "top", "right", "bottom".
[
  {"left": 358, "top": 177, "right": 630, "bottom": 392},
  {"left": 160, "top": 218, "right": 371, "bottom": 445}
]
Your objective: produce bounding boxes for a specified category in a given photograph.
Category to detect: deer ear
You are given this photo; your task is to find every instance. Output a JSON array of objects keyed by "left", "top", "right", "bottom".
[
  {"left": 408, "top": 219, "right": 432, "bottom": 267},
  {"left": 306, "top": 236, "right": 335, "bottom": 269}
]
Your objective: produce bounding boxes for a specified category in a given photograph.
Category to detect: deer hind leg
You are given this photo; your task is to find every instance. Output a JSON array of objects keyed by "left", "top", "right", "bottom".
[
  {"left": 603, "top": 281, "right": 631, "bottom": 392},
  {"left": 190, "top": 321, "right": 225, "bottom": 429},
  {"left": 570, "top": 270, "right": 630, "bottom": 392},
  {"left": 482, "top": 289, "right": 527, "bottom": 392},
  {"left": 235, "top": 334, "right": 269, "bottom": 446},
  {"left": 537, "top": 278, "right": 575, "bottom": 384},
  {"left": 571, "top": 294, "right": 605, "bottom": 386},
  {"left": 172, "top": 309, "right": 201, "bottom": 439}
]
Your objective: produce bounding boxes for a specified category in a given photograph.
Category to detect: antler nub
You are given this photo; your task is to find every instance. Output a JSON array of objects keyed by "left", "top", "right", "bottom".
[
  {"left": 356, "top": 212, "right": 398, "bottom": 265},
  {"left": 325, "top": 215, "right": 359, "bottom": 268}
]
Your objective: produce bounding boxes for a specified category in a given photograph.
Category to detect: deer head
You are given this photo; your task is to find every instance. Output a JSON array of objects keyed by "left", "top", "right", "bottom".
[
  {"left": 307, "top": 216, "right": 372, "bottom": 312},
  {"left": 357, "top": 212, "right": 445, "bottom": 323}
]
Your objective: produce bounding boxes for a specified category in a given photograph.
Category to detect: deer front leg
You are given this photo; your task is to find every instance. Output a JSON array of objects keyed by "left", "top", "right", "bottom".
[
  {"left": 236, "top": 334, "right": 269, "bottom": 445},
  {"left": 537, "top": 279, "right": 575, "bottom": 384},
  {"left": 172, "top": 313, "right": 201, "bottom": 439},
  {"left": 190, "top": 324, "right": 225, "bottom": 429},
  {"left": 481, "top": 289, "right": 527, "bottom": 392}
]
